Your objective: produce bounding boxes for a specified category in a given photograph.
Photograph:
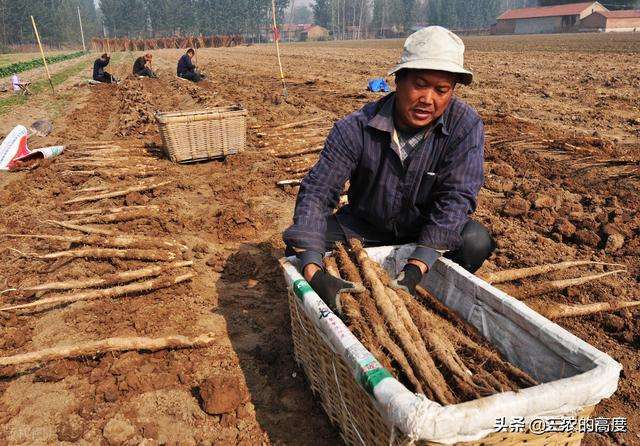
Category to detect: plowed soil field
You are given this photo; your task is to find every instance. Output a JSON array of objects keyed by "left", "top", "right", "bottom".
[{"left": 0, "top": 32, "right": 638, "bottom": 445}]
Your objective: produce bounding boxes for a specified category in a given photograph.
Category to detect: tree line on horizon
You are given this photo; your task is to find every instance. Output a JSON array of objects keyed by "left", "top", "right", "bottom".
[{"left": 0, "top": 0, "right": 638, "bottom": 49}]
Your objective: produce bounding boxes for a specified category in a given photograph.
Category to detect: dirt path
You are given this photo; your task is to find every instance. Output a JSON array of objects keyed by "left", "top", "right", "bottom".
[{"left": 0, "top": 34, "right": 639, "bottom": 445}]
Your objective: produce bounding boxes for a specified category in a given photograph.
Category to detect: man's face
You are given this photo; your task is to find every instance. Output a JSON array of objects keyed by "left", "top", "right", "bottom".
[{"left": 394, "top": 69, "right": 456, "bottom": 131}]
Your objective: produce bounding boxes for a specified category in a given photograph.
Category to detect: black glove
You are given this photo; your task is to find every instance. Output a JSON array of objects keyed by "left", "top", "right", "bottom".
[
  {"left": 391, "top": 263, "right": 424, "bottom": 295},
  {"left": 309, "top": 270, "right": 362, "bottom": 315}
]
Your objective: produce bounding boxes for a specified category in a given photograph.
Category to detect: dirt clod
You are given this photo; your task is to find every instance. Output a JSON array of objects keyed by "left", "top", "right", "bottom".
[
  {"left": 57, "top": 414, "right": 86, "bottom": 442},
  {"left": 502, "top": 196, "right": 530, "bottom": 217},
  {"left": 198, "top": 374, "right": 250, "bottom": 415},
  {"left": 103, "top": 416, "right": 137, "bottom": 446},
  {"left": 605, "top": 233, "right": 625, "bottom": 253}
]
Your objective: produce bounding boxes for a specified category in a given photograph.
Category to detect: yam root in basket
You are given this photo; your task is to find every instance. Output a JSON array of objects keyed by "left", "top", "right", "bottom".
[{"left": 322, "top": 239, "right": 538, "bottom": 406}]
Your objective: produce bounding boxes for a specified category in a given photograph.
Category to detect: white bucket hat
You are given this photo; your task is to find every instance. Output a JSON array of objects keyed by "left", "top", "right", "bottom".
[{"left": 389, "top": 26, "right": 473, "bottom": 85}]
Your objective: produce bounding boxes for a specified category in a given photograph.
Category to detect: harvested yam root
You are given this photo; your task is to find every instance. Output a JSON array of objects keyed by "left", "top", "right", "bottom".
[
  {"left": 479, "top": 260, "right": 623, "bottom": 284},
  {"left": 527, "top": 299, "right": 640, "bottom": 319},
  {"left": 11, "top": 261, "right": 193, "bottom": 293},
  {"left": 4, "top": 233, "right": 188, "bottom": 252},
  {"left": 14, "top": 247, "right": 177, "bottom": 262},
  {"left": 333, "top": 243, "right": 425, "bottom": 395},
  {"left": 326, "top": 240, "right": 538, "bottom": 405},
  {"left": 64, "top": 180, "right": 171, "bottom": 204},
  {"left": 0, "top": 272, "right": 196, "bottom": 312},
  {"left": 67, "top": 208, "right": 159, "bottom": 225},
  {"left": 0, "top": 332, "right": 217, "bottom": 367}
]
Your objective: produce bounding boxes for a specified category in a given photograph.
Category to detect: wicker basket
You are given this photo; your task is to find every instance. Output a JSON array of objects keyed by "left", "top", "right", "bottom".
[
  {"left": 281, "top": 246, "right": 620, "bottom": 446},
  {"left": 155, "top": 107, "right": 247, "bottom": 163},
  {"left": 288, "top": 290, "right": 594, "bottom": 446}
]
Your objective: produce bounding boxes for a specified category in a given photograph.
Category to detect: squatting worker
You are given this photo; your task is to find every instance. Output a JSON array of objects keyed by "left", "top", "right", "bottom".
[
  {"left": 93, "top": 53, "right": 114, "bottom": 83},
  {"left": 133, "top": 53, "right": 157, "bottom": 78},
  {"left": 283, "top": 26, "right": 495, "bottom": 311},
  {"left": 177, "top": 48, "right": 203, "bottom": 83}
]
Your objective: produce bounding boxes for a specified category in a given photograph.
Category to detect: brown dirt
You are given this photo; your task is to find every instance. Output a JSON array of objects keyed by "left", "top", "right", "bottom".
[{"left": 0, "top": 33, "right": 639, "bottom": 445}]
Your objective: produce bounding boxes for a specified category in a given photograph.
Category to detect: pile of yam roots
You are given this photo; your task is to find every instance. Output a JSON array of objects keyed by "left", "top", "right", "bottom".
[{"left": 324, "top": 240, "right": 538, "bottom": 405}]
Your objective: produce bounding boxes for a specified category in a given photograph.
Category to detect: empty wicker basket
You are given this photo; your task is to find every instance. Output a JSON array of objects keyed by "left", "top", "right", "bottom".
[{"left": 155, "top": 107, "right": 247, "bottom": 163}]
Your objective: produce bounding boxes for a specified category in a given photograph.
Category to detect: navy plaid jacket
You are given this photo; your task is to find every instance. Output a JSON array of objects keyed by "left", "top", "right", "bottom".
[{"left": 283, "top": 93, "right": 485, "bottom": 269}]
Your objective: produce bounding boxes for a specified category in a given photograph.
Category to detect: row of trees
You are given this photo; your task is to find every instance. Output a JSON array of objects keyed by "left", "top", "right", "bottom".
[
  {"left": 0, "top": 0, "right": 99, "bottom": 48},
  {"left": 307, "top": 0, "right": 536, "bottom": 38},
  {"left": 2, "top": 0, "right": 640, "bottom": 48},
  {"left": 100, "top": 0, "right": 290, "bottom": 38}
]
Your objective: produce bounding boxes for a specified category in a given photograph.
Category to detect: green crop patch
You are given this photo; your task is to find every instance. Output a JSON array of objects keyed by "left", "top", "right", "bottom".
[{"left": 0, "top": 51, "right": 86, "bottom": 78}]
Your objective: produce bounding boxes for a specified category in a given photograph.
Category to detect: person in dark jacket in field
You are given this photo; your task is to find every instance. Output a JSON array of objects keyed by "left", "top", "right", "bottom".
[
  {"left": 177, "top": 48, "right": 204, "bottom": 82},
  {"left": 93, "top": 53, "right": 115, "bottom": 83},
  {"left": 133, "top": 53, "right": 157, "bottom": 78},
  {"left": 283, "top": 27, "right": 495, "bottom": 313}
]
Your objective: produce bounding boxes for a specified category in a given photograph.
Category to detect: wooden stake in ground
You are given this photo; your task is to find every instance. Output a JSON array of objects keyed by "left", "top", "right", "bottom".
[
  {"left": 0, "top": 332, "right": 218, "bottom": 367},
  {"left": 30, "top": 16, "right": 54, "bottom": 94},
  {"left": 77, "top": 5, "right": 86, "bottom": 52},
  {"left": 0, "top": 272, "right": 196, "bottom": 312},
  {"left": 271, "top": 0, "right": 288, "bottom": 99}
]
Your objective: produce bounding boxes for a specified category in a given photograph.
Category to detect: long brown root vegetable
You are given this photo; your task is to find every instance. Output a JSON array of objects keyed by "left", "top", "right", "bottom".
[
  {"left": 64, "top": 180, "right": 172, "bottom": 204},
  {"left": 63, "top": 205, "right": 159, "bottom": 216},
  {"left": 61, "top": 170, "right": 159, "bottom": 179},
  {"left": 47, "top": 220, "right": 115, "bottom": 236},
  {"left": 509, "top": 270, "right": 626, "bottom": 299},
  {"left": 67, "top": 208, "right": 159, "bottom": 225},
  {"left": 480, "top": 261, "right": 625, "bottom": 284},
  {"left": 0, "top": 272, "right": 196, "bottom": 312},
  {"left": 0, "top": 332, "right": 217, "bottom": 367},
  {"left": 415, "top": 287, "right": 538, "bottom": 388},
  {"left": 397, "top": 289, "right": 485, "bottom": 400},
  {"left": 350, "top": 239, "right": 454, "bottom": 404},
  {"left": 77, "top": 185, "right": 109, "bottom": 193},
  {"left": 271, "top": 117, "right": 324, "bottom": 130},
  {"left": 16, "top": 261, "right": 193, "bottom": 293},
  {"left": 7, "top": 233, "right": 187, "bottom": 252},
  {"left": 528, "top": 300, "right": 640, "bottom": 319},
  {"left": 324, "top": 257, "right": 394, "bottom": 373},
  {"left": 27, "top": 247, "right": 177, "bottom": 262},
  {"left": 333, "top": 243, "right": 425, "bottom": 395},
  {"left": 276, "top": 146, "right": 323, "bottom": 159}
]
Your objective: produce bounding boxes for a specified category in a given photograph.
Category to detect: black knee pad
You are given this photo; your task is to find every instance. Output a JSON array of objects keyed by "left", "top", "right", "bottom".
[{"left": 446, "top": 220, "right": 496, "bottom": 273}]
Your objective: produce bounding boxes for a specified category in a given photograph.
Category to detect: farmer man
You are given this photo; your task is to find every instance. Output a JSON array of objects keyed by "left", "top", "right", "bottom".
[
  {"left": 93, "top": 53, "right": 115, "bottom": 83},
  {"left": 177, "top": 48, "right": 203, "bottom": 82},
  {"left": 283, "top": 26, "right": 495, "bottom": 310},
  {"left": 133, "top": 53, "right": 157, "bottom": 78}
]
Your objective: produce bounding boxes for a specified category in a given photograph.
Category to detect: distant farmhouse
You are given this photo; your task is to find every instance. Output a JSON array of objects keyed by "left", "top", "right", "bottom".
[
  {"left": 492, "top": 1, "right": 640, "bottom": 34},
  {"left": 580, "top": 10, "right": 640, "bottom": 32}
]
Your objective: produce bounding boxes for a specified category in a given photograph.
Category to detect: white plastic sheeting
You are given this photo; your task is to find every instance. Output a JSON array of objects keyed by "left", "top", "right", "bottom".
[{"left": 281, "top": 245, "right": 621, "bottom": 444}]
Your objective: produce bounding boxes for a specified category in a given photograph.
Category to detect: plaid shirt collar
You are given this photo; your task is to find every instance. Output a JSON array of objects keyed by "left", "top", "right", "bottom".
[{"left": 367, "top": 93, "right": 451, "bottom": 137}]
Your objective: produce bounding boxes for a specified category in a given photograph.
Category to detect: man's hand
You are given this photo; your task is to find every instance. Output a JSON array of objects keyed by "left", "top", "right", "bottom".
[
  {"left": 391, "top": 260, "right": 428, "bottom": 295},
  {"left": 308, "top": 270, "right": 363, "bottom": 315}
]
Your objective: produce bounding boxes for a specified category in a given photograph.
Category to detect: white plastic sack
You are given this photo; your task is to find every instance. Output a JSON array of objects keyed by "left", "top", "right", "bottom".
[
  {"left": 281, "top": 245, "right": 621, "bottom": 444},
  {"left": 0, "top": 125, "right": 29, "bottom": 171},
  {"left": 0, "top": 125, "right": 64, "bottom": 171}
]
